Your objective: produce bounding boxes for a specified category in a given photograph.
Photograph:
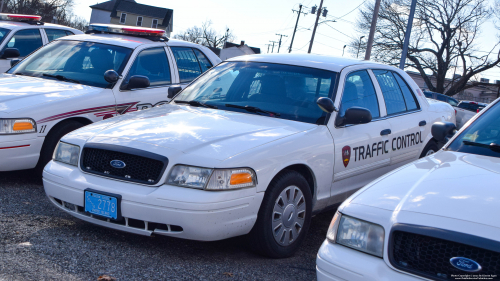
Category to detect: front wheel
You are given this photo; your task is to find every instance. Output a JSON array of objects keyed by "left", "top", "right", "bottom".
[
  {"left": 420, "top": 140, "right": 439, "bottom": 158},
  {"left": 249, "top": 170, "right": 312, "bottom": 258}
]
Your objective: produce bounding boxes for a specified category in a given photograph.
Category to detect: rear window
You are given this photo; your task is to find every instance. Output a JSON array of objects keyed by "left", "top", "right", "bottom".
[{"left": 170, "top": 47, "right": 212, "bottom": 83}]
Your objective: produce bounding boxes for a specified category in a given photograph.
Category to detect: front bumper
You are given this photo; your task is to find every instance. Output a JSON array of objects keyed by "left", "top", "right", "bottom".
[
  {"left": 0, "top": 134, "right": 43, "bottom": 171},
  {"left": 316, "top": 241, "right": 426, "bottom": 281},
  {"left": 43, "top": 160, "right": 264, "bottom": 241}
]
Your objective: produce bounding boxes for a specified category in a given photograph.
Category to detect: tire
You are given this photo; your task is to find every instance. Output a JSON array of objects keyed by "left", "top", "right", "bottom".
[
  {"left": 248, "top": 170, "right": 312, "bottom": 258},
  {"left": 35, "top": 120, "right": 84, "bottom": 176},
  {"left": 420, "top": 140, "right": 439, "bottom": 158}
]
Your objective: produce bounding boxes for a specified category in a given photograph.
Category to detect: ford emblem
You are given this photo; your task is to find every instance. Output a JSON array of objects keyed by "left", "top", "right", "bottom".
[
  {"left": 450, "top": 257, "right": 482, "bottom": 272},
  {"left": 110, "top": 160, "right": 126, "bottom": 169}
]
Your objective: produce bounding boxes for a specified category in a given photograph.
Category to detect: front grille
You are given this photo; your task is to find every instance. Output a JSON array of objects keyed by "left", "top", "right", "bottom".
[
  {"left": 391, "top": 230, "right": 500, "bottom": 280},
  {"left": 81, "top": 144, "right": 168, "bottom": 185}
]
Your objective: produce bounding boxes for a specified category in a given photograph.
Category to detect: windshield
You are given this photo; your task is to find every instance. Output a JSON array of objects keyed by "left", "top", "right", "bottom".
[
  {"left": 8, "top": 40, "right": 132, "bottom": 88},
  {"left": 173, "top": 61, "right": 338, "bottom": 124},
  {"left": 447, "top": 100, "right": 500, "bottom": 157},
  {"left": 0, "top": 27, "right": 10, "bottom": 46}
]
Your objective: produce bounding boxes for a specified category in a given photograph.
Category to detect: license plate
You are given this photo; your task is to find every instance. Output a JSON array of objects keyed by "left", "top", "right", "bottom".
[{"left": 84, "top": 189, "right": 121, "bottom": 220}]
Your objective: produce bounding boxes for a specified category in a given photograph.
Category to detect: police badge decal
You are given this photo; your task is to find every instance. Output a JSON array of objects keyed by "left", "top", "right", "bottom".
[{"left": 342, "top": 146, "right": 351, "bottom": 167}]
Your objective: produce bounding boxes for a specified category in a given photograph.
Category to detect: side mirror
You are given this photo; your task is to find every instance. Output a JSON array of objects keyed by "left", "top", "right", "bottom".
[
  {"left": 168, "top": 85, "right": 182, "bottom": 98},
  {"left": 316, "top": 97, "right": 336, "bottom": 113},
  {"left": 340, "top": 107, "right": 372, "bottom": 126},
  {"left": 10, "top": 58, "right": 21, "bottom": 67},
  {"left": 431, "top": 121, "right": 456, "bottom": 143},
  {"left": 126, "top": 75, "right": 150, "bottom": 90},
  {"left": 104, "top": 70, "right": 119, "bottom": 83},
  {"left": 2, "top": 48, "right": 20, "bottom": 59}
]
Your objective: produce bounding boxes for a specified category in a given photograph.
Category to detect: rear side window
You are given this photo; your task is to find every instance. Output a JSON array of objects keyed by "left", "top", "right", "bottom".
[
  {"left": 448, "top": 98, "right": 458, "bottom": 106},
  {"left": 339, "top": 70, "right": 380, "bottom": 118},
  {"left": 171, "top": 47, "right": 213, "bottom": 83},
  {"left": 125, "top": 47, "right": 171, "bottom": 87},
  {"left": 45, "top": 29, "right": 71, "bottom": 42},
  {"left": 373, "top": 70, "right": 419, "bottom": 115},
  {"left": 5, "top": 29, "right": 43, "bottom": 57}
]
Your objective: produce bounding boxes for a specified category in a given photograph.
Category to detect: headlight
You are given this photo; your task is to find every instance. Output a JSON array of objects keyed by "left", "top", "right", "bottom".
[
  {"left": 333, "top": 214, "right": 385, "bottom": 257},
  {"left": 0, "top": 118, "right": 36, "bottom": 134},
  {"left": 53, "top": 142, "right": 80, "bottom": 166},
  {"left": 166, "top": 165, "right": 257, "bottom": 190}
]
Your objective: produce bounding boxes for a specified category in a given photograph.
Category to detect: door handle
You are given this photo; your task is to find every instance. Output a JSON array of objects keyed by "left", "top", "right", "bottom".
[
  {"left": 419, "top": 120, "right": 427, "bottom": 126},
  {"left": 380, "top": 129, "right": 391, "bottom": 136}
]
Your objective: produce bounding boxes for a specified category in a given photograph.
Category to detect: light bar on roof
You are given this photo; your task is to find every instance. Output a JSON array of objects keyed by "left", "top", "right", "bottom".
[
  {"left": 0, "top": 13, "right": 42, "bottom": 22},
  {"left": 88, "top": 24, "right": 166, "bottom": 37}
]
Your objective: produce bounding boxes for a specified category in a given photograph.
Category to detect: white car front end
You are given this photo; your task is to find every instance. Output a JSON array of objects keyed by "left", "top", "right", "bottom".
[{"left": 317, "top": 98, "right": 500, "bottom": 280}]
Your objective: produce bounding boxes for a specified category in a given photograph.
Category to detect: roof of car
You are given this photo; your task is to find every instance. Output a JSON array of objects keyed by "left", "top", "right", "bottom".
[
  {"left": 0, "top": 21, "right": 80, "bottom": 31},
  {"left": 226, "top": 53, "right": 388, "bottom": 72},
  {"left": 58, "top": 34, "right": 209, "bottom": 49}
]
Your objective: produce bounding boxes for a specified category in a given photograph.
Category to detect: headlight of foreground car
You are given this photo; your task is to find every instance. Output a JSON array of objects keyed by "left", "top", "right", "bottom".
[
  {"left": 167, "top": 165, "right": 257, "bottom": 190},
  {"left": 327, "top": 213, "right": 385, "bottom": 257},
  {"left": 53, "top": 142, "right": 80, "bottom": 166},
  {"left": 0, "top": 118, "right": 36, "bottom": 134}
]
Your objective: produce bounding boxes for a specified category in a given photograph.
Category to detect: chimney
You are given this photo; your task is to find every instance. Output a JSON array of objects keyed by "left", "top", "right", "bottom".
[{"left": 240, "top": 41, "right": 245, "bottom": 46}]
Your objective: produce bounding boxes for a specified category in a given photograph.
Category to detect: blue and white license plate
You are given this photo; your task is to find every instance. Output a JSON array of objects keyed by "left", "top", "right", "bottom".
[{"left": 84, "top": 190, "right": 120, "bottom": 220}]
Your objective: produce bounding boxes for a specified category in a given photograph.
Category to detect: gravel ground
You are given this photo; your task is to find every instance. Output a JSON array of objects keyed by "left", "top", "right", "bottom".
[{"left": 0, "top": 170, "right": 337, "bottom": 281}]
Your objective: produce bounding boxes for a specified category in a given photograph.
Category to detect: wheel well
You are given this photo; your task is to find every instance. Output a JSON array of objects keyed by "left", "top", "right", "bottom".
[
  {"left": 281, "top": 164, "right": 315, "bottom": 197},
  {"left": 64, "top": 117, "right": 92, "bottom": 126}
]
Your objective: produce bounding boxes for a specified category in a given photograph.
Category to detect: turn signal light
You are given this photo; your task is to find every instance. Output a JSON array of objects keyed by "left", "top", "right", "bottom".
[
  {"left": 13, "top": 122, "right": 34, "bottom": 131},
  {"left": 230, "top": 172, "right": 253, "bottom": 185}
]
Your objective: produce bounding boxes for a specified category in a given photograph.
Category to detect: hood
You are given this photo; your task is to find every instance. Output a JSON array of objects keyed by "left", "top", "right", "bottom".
[
  {"left": 77, "top": 104, "right": 316, "bottom": 161},
  {"left": 0, "top": 74, "right": 102, "bottom": 113},
  {"left": 350, "top": 151, "right": 500, "bottom": 227}
]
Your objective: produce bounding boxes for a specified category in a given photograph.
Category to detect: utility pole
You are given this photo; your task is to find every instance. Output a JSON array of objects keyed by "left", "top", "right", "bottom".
[
  {"left": 357, "top": 36, "right": 365, "bottom": 58},
  {"left": 308, "top": 0, "right": 324, "bottom": 53},
  {"left": 269, "top": 41, "right": 278, "bottom": 53},
  {"left": 342, "top": 45, "right": 347, "bottom": 56},
  {"left": 265, "top": 44, "right": 272, "bottom": 53},
  {"left": 223, "top": 28, "right": 230, "bottom": 49},
  {"left": 276, "top": 34, "right": 288, "bottom": 53},
  {"left": 289, "top": 4, "right": 307, "bottom": 53},
  {"left": 364, "top": 0, "right": 381, "bottom": 60},
  {"left": 399, "top": 0, "right": 417, "bottom": 69},
  {"left": 0, "top": 0, "right": 4, "bottom": 13}
]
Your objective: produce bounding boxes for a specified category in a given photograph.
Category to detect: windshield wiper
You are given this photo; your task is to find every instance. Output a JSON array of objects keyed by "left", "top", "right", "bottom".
[
  {"left": 463, "top": 141, "right": 500, "bottom": 152},
  {"left": 42, "top": 74, "right": 80, "bottom": 84},
  {"left": 175, "top": 100, "right": 218, "bottom": 109},
  {"left": 225, "top": 104, "right": 280, "bottom": 117}
]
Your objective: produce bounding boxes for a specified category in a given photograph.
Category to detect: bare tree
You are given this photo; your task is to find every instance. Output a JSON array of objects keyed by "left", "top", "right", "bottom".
[
  {"left": 173, "top": 21, "right": 235, "bottom": 49},
  {"left": 351, "top": 0, "right": 500, "bottom": 96},
  {"left": 3, "top": 0, "right": 88, "bottom": 31}
]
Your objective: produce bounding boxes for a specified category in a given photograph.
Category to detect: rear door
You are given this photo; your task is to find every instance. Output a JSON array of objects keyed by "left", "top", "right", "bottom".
[
  {"left": 114, "top": 45, "right": 175, "bottom": 112},
  {"left": 371, "top": 69, "right": 427, "bottom": 165},
  {"left": 328, "top": 68, "right": 393, "bottom": 202}
]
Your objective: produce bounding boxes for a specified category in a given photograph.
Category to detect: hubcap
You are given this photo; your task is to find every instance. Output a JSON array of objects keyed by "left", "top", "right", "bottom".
[
  {"left": 272, "top": 185, "right": 306, "bottom": 246},
  {"left": 425, "top": 149, "right": 436, "bottom": 156}
]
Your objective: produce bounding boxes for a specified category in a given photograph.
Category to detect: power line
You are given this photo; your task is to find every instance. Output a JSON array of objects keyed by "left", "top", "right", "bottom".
[{"left": 324, "top": 23, "right": 357, "bottom": 40}]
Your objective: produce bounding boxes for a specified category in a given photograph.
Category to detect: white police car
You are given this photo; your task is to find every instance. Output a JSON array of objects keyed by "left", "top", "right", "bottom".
[
  {"left": 0, "top": 23, "right": 220, "bottom": 173},
  {"left": 0, "top": 13, "right": 83, "bottom": 72},
  {"left": 43, "top": 54, "right": 454, "bottom": 258},
  {"left": 317, "top": 98, "right": 500, "bottom": 279}
]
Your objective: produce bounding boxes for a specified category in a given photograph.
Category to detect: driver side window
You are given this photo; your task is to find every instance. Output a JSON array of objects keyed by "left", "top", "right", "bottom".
[{"left": 339, "top": 70, "right": 380, "bottom": 118}]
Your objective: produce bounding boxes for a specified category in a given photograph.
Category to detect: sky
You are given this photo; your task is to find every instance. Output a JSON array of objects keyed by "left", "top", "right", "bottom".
[{"left": 76, "top": 0, "right": 500, "bottom": 81}]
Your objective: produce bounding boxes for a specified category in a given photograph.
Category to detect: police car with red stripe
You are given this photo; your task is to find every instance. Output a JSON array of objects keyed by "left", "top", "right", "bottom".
[
  {"left": 0, "top": 23, "right": 220, "bottom": 173},
  {"left": 0, "top": 13, "right": 83, "bottom": 72},
  {"left": 43, "top": 54, "right": 455, "bottom": 258}
]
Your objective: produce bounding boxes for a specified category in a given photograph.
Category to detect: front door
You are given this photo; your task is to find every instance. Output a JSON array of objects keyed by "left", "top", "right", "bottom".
[
  {"left": 113, "top": 47, "right": 175, "bottom": 115},
  {"left": 328, "top": 69, "right": 392, "bottom": 203}
]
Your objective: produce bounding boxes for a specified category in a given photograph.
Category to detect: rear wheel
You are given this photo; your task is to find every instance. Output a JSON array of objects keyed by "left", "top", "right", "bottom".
[
  {"left": 249, "top": 170, "right": 312, "bottom": 258},
  {"left": 35, "top": 120, "right": 85, "bottom": 176},
  {"left": 420, "top": 140, "right": 439, "bottom": 158}
]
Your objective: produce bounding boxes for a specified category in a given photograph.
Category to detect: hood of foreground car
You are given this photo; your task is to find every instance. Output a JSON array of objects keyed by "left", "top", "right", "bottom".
[
  {"left": 75, "top": 104, "right": 317, "bottom": 161},
  {"left": 0, "top": 74, "right": 102, "bottom": 113},
  {"left": 348, "top": 150, "right": 500, "bottom": 227}
]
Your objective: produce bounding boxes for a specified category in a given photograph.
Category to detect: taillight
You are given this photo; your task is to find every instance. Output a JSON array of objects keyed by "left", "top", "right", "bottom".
[
  {"left": 477, "top": 109, "right": 480, "bottom": 113},
  {"left": 455, "top": 109, "right": 457, "bottom": 115}
]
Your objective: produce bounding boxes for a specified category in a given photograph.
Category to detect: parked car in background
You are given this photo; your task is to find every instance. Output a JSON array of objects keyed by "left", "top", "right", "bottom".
[
  {"left": 455, "top": 100, "right": 488, "bottom": 129},
  {"left": 0, "top": 23, "right": 220, "bottom": 173},
  {"left": 423, "top": 91, "right": 459, "bottom": 107},
  {"left": 43, "top": 54, "right": 454, "bottom": 258},
  {"left": 316, "top": 98, "right": 500, "bottom": 280},
  {"left": 0, "top": 13, "right": 83, "bottom": 72}
]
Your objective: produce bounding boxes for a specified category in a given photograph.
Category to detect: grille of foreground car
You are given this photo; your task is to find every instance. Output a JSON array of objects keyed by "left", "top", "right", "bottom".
[
  {"left": 390, "top": 229, "right": 500, "bottom": 280},
  {"left": 81, "top": 144, "right": 168, "bottom": 185}
]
